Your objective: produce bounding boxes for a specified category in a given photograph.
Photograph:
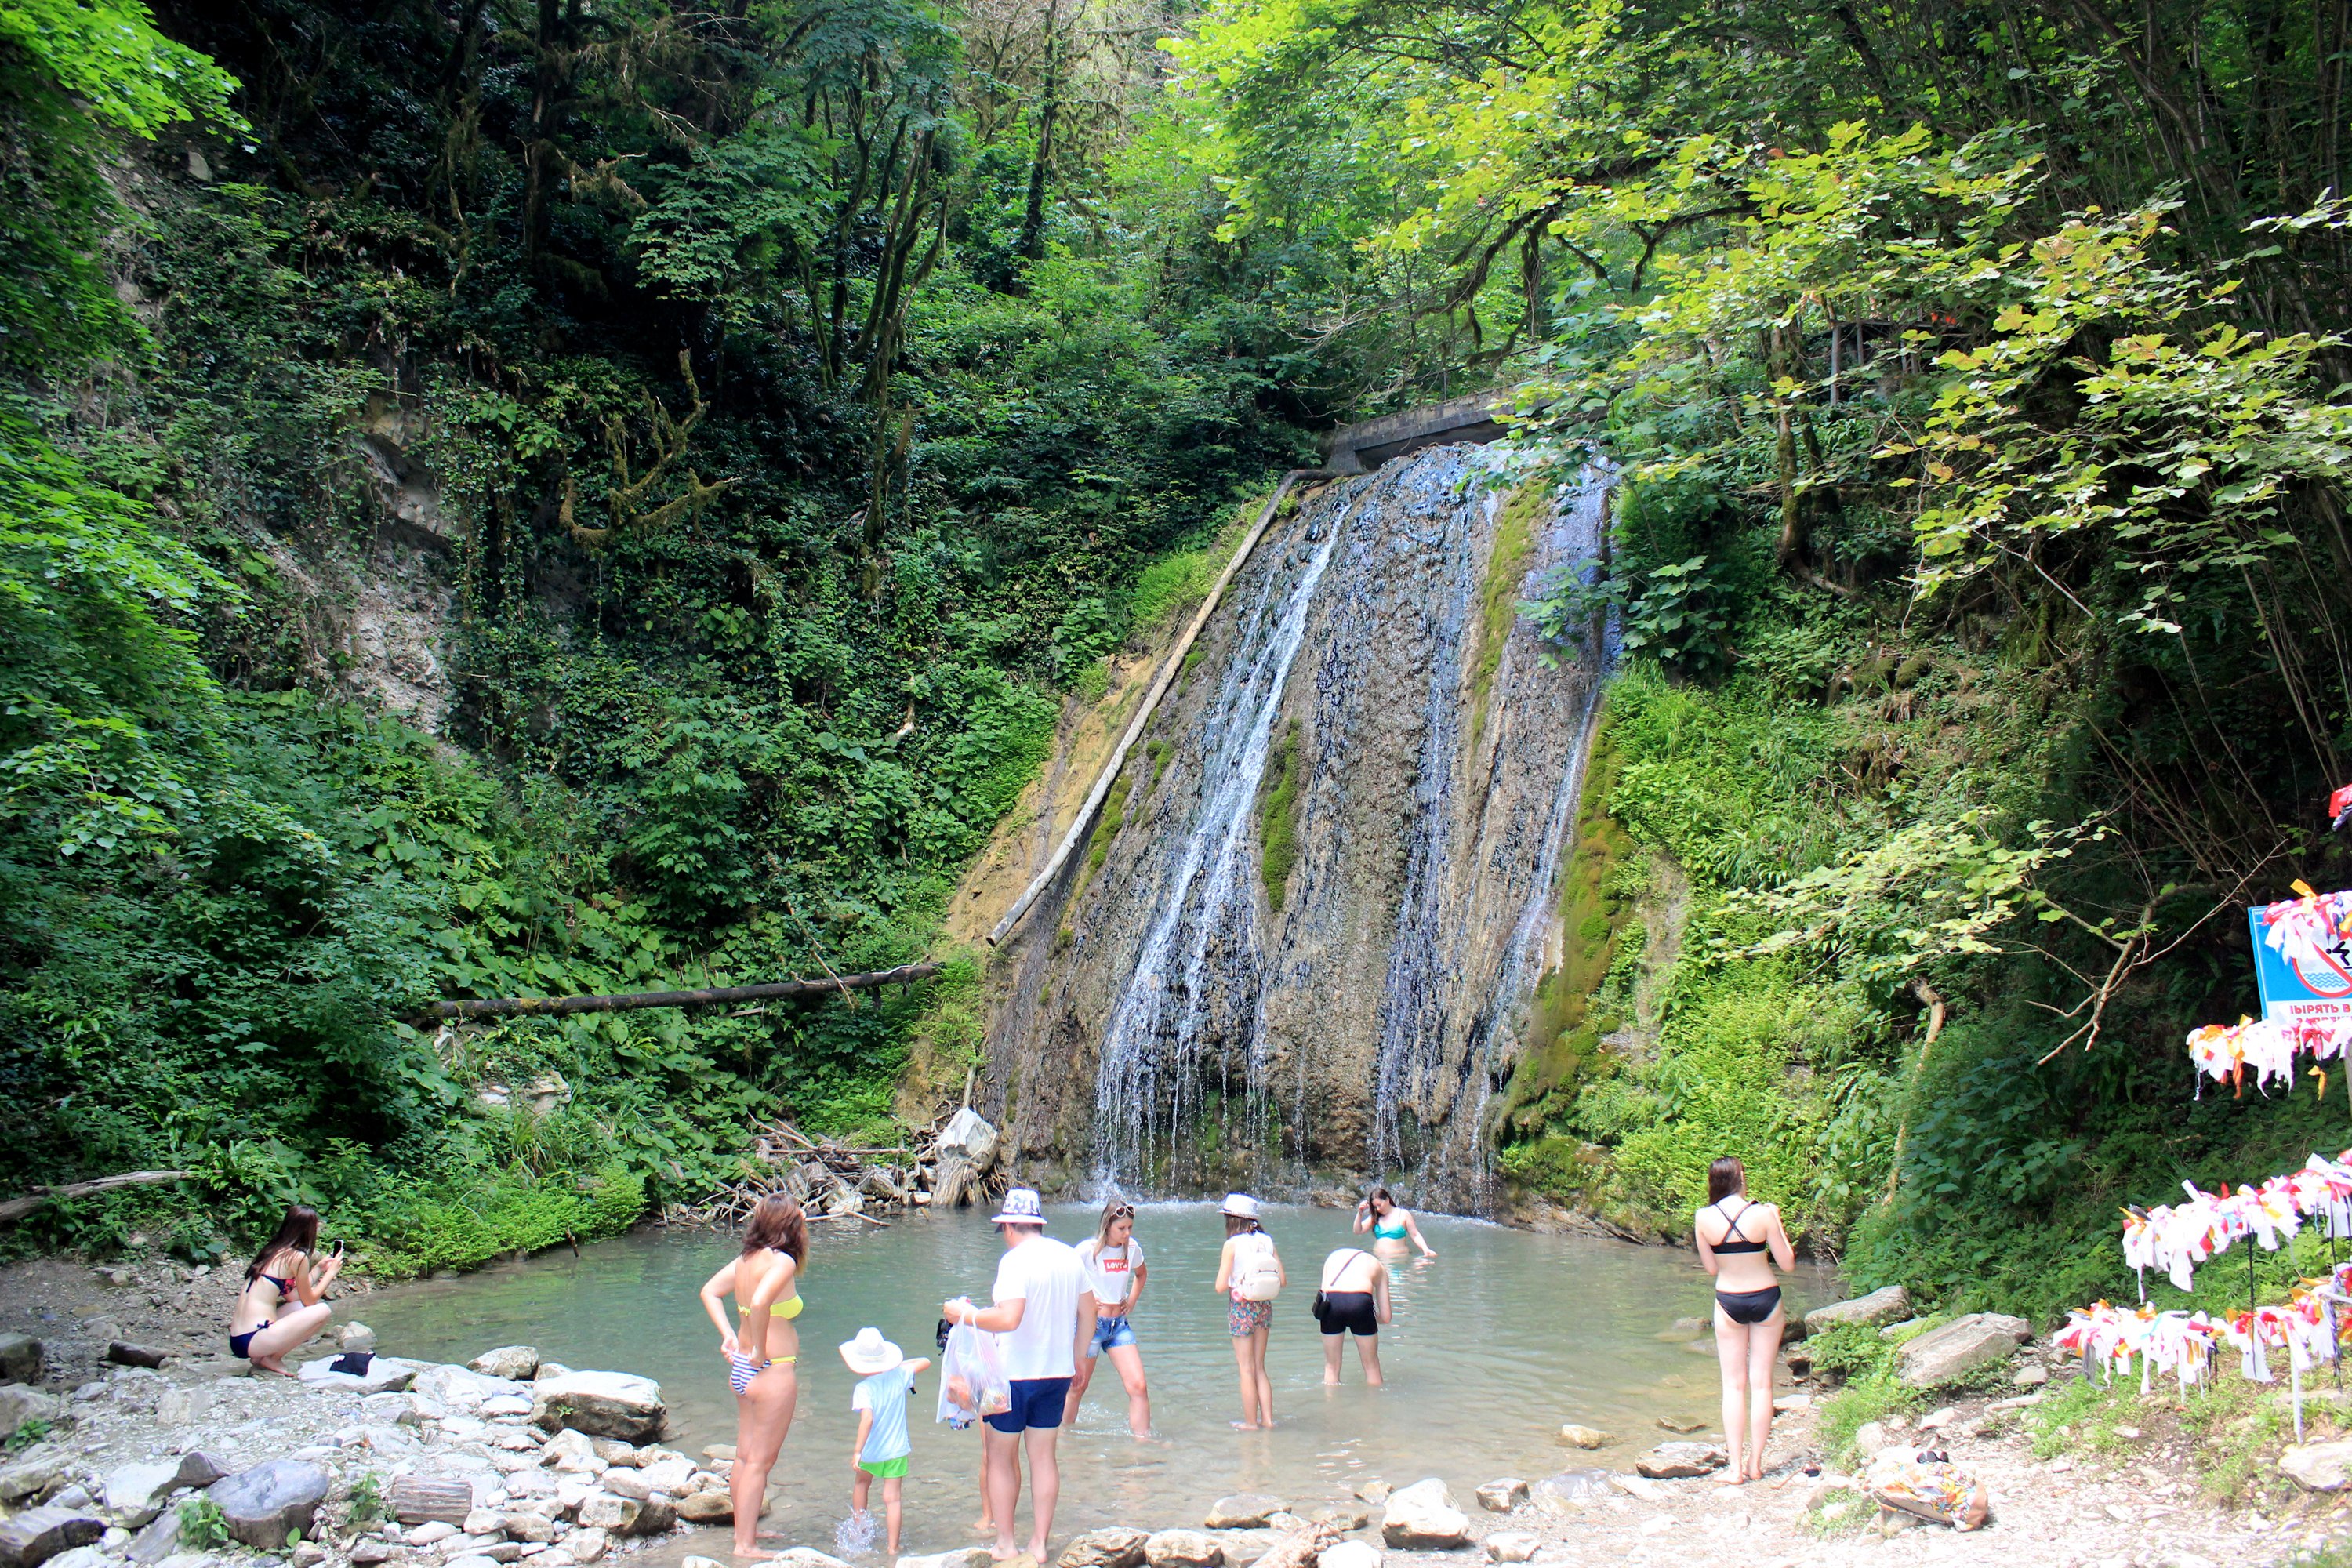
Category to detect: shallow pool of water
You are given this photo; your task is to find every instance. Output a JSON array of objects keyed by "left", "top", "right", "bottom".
[{"left": 355, "top": 1204, "right": 1833, "bottom": 1555}]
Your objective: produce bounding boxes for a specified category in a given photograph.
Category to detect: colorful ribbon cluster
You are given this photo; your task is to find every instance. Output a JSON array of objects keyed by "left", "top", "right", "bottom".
[
  {"left": 2185, "top": 1017, "right": 2314, "bottom": 1093},
  {"left": 2054, "top": 1266, "right": 2352, "bottom": 1395},
  {"left": 2187, "top": 887, "right": 2352, "bottom": 1092},
  {"left": 2118, "top": 1149, "right": 2352, "bottom": 1290}
]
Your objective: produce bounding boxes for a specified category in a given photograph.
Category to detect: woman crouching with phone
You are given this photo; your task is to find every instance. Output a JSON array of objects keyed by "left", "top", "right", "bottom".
[{"left": 227, "top": 1205, "right": 341, "bottom": 1374}]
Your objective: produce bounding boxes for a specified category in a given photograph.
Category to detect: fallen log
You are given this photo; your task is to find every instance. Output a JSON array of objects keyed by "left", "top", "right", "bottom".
[
  {"left": 418, "top": 962, "right": 942, "bottom": 1022},
  {"left": 0, "top": 1169, "right": 194, "bottom": 1225},
  {"left": 988, "top": 468, "right": 1337, "bottom": 945}
]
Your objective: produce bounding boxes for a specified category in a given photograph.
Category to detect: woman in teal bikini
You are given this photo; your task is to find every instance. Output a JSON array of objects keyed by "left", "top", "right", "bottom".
[{"left": 1353, "top": 1188, "right": 1436, "bottom": 1260}]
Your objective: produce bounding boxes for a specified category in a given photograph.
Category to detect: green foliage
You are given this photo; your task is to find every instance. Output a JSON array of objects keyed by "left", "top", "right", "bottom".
[
  {"left": 2, "top": 1417, "right": 50, "bottom": 1454},
  {"left": 365, "top": 1163, "right": 644, "bottom": 1280},
  {"left": 176, "top": 1498, "right": 230, "bottom": 1552},
  {"left": 347, "top": 1472, "right": 383, "bottom": 1526}
]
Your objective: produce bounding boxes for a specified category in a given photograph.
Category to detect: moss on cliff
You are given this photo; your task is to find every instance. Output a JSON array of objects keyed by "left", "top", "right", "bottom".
[
  {"left": 1468, "top": 481, "right": 1548, "bottom": 752},
  {"left": 1494, "top": 713, "right": 1635, "bottom": 1149},
  {"left": 1258, "top": 720, "right": 1304, "bottom": 910}
]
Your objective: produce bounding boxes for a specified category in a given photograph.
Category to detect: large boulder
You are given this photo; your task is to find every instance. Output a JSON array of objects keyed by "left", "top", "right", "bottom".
[
  {"left": 1635, "top": 1443, "right": 1727, "bottom": 1479},
  {"left": 532, "top": 1371, "right": 666, "bottom": 1443},
  {"left": 937, "top": 1109, "right": 1000, "bottom": 1171},
  {"left": 1056, "top": 1528, "right": 1149, "bottom": 1568},
  {"left": 1143, "top": 1531, "right": 1223, "bottom": 1568},
  {"left": 101, "top": 1462, "right": 183, "bottom": 1526},
  {"left": 0, "top": 1337, "right": 42, "bottom": 1385},
  {"left": 773, "top": 1552, "right": 851, "bottom": 1568},
  {"left": 1804, "top": 1286, "right": 1911, "bottom": 1338},
  {"left": 637, "top": 1455, "right": 695, "bottom": 1494},
  {"left": 471, "top": 1348, "right": 541, "bottom": 1381},
  {"left": 1896, "top": 1314, "right": 2031, "bottom": 1389},
  {"left": 0, "top": 1508, "right": 101, "bottom": 1568},
  {"left": 123, "top": 1512, "right": 182, "bottom": 1566},
  {"left": 1203, "top": 1496, "right": 1283, "bottom": 1530},
  {"left": 1379, "top": 1479, "right": 1468, "bottom": 1550},
  {"left": 207, "top": 1459, "right": 329, "bottom": 1550},
  {"left": 414, "top": 1364, "right": 524, "bottom": 1410},
  {"left": 0, "top": 1385, "right": 57, "bottom": 1437},
  {"left": 676, "top": 1491, "right": 732, "bottom": 1525},
  {"left": 1319, "top": 1544, "right": 1383, "bottom": 1568},
  {"left": 2281, "top": 1442, "right": 2352, "bottom": 1491},
  {"left": 298, "top": 1356, "right": 417, "bottom": 1395},
  {"left": 0, "top": 1453, "right": 73, "bottom": 1505}
]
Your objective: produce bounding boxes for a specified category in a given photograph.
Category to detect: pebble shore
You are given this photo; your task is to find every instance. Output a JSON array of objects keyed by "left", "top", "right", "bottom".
[{"left": 0, "top": 1258, "right": 2321, "bottom": 1568}]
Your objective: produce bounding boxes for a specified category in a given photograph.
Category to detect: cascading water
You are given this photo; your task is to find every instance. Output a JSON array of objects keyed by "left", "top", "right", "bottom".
[
  {"left": 1090, "top": 499, "right": 1352, "bottom": 1188},
  {"left": 985, "top": 443, "right": 1617, "bottom": 1207}
]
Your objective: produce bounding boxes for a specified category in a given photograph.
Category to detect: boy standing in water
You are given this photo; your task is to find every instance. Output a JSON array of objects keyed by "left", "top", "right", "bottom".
[{"left": 842, "top": 1327, "right": 931, "bottom": 1556}]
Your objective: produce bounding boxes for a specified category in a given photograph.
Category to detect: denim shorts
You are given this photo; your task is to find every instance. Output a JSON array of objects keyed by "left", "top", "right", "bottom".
[
  {"left": 1087, "top": 1314, "right": 1138, "bottom": 1359},
  {"left": 984, "top": 1375, "right": 1072, "bottom": 1433}
]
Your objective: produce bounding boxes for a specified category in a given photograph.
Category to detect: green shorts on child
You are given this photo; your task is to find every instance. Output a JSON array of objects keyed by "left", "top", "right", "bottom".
[{"left": 858, "top": 1455, "right": 908, "bottom": 1479}]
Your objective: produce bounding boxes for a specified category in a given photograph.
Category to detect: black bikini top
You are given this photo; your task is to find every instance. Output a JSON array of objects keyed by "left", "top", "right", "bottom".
[{"left": 1710, "top": 1202, "right": 1768, "bottom": 1254}]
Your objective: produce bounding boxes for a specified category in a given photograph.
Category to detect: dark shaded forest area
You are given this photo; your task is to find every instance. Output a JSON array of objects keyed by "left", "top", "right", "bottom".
[{"left": 3, "top": 0, "right": 2351, "bottom": 1329}]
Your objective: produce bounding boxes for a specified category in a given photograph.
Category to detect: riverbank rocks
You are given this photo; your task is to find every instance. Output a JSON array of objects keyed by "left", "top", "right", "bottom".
[
  {"left": 1634, "top": 1443, "right": 1727, "bottom": 1479},
  {"left": 1482, "top": 1534, "right": 1537, "bottom": 1564},
  {"left": 1555, "top": 1425, "right": 1610, "bottom": 1450},
  {"left": 1352, "top": 1482, "right": 1390, "bottom": 1505},
  {"left": 898, "top": 1552, "right": 993, "bottom": 1568},
  {"left": 575, "top": 1493, "right": 639, "bottom": 1533},
  {"left": 103, "top": 1344, "right": 167, "bottom": 1370},
  {"left": 1896, "top": 1314, "right": 2031, "bottom": 1388},
  {"left": 1532, "top": 1470, "right": 1611, "bottom": 1512},
  {"left": 567, "top": 1528, "right": 610, "bottom": 1564},
  {"left": 1318, "top": 1544, "right": 1382, "bottom": 1568},
  {"left": 206, "top": 1457, "right": 328, "bottom": 1549},
  {"left": 415, "top": 1363, "right": 524, "bottom": 1410},
  {"left": 677, "top": 1492, "right": 732, "bottom": 1524},
  {"left": 1145, "top": 1530, "right": 1223, "bottom": 1568},
  {"left": 532, "top": 1370, "right": 664, "bottom": 1442},
  {"left": 1207, "top": 1530, "right": 1276, "bottom": 1568},
  {"left": 0, "top": 1506, "right": 101, "bottom": 1568},
  {"left": 0, "top": 1336, "right": 42, "bottom": 1385},
  {"left": 0, "top": 1385, "right": 56, "bottom": 1436},
  {"left": 2281, "top": 1441, "right": 2352, "bottom": 1490},
  {"left": 389, "top": 1474, "right": 475, "bottom": 1526},
  {"left": 1300, "top": 1504, "right": 1368, "bottom": 1531},
  {"left": 1056, "top": 1527, "right": 1148, "bottom": 1568},
  {"left": 471, "top": 1347, "right": 541, "bottom": 1381},
  {"left": 1474, "top": 1479, "right": 1526, "bottom": 1513},
  {"left": 1805, "top": 1286, "right": 1911, "bottom": 1337},
  {"left": 1380, "top": 1479, "right": 1469, "bottom": 1549},
  {"left": 299, "top": 1356, "right": 417, "bottom": 1395},
  {"left": 1203, "top": 1496, "right": 1283, "bottom": 1530},
  {"left": 100, "top": 1461, "right": 183, "bottom": 1526}
]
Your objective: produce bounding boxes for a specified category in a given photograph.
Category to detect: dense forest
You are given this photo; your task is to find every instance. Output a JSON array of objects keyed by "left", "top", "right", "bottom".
[{"left": 3, "top": 0, "right": 2350, "bottom": 1322}]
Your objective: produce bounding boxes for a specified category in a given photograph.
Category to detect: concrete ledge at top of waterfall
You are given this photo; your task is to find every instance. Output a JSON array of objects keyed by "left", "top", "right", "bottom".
[{"left": 532, "top": 1369, "right": 666, "bottom": 1442}]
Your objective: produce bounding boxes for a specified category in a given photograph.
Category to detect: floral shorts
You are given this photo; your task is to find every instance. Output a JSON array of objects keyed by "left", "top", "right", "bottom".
[{"left": 1229, "top": 1295, "right": 1272, "bottom": 1337}]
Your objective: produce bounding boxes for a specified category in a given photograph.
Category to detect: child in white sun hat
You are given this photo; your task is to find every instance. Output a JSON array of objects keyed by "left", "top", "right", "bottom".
[{"left": 841, "top": 1326, "right": 931, "bottom": 1555}]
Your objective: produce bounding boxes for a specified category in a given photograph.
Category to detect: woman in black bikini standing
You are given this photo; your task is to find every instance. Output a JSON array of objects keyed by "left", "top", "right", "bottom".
[
  {"left": 227, "top": 1206, "right": 340, "bottom": 1375},
  {"left": 1693, "top": 1156, "right": 1795, "bottom": 1484}
]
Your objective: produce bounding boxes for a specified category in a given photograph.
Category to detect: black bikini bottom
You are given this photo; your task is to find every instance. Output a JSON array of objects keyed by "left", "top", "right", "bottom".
[
  {"left": 1715, "top": 1287, "right": 1781, "bottom": 1326},
  {"left": 1314, "top": 1291, "right": 1378, "bottom": 1336}
]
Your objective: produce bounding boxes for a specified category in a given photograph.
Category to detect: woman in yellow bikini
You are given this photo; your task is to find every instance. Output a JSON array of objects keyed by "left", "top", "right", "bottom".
[{"left": 699, "top": 1195, "right": 808, "bottom": 1558}]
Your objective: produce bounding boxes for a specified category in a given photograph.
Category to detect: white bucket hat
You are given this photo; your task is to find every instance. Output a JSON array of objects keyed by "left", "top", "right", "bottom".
[
  {"left": 839, "top": 1327, "right": 905, "bottom": 1376},
  {"left": 991, "top": 1188, "right": 1047, "bottom": 1226},
  {"left": 1219, "top": 1192, "right": 1260, "bottom": 1219}
]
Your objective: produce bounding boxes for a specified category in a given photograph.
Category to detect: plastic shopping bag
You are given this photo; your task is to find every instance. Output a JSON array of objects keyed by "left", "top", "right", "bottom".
[{"left": 937, "top": 1322, "right": 1010, "bottom": 1428}]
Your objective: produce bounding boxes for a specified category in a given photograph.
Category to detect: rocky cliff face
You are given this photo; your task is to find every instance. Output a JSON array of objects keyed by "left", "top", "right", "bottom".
[{"left": 975, "top": 444, "right": 1611, "bottom": 1207}]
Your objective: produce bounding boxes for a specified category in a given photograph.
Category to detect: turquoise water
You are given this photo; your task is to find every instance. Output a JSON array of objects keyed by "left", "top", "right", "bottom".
[{"left": 355, "top": 1203, "right": 1833, "bottom": 1555}]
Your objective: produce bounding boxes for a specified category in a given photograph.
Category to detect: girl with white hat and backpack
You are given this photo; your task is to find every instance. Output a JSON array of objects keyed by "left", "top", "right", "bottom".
[{"left": 1211, "top": 1193, "right": 1284, "bottom": 1429}]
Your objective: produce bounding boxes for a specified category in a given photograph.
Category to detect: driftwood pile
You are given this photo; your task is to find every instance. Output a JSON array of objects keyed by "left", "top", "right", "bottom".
[{"left": 663, "top": 1107, "right": 1007, "bottom": 1229}]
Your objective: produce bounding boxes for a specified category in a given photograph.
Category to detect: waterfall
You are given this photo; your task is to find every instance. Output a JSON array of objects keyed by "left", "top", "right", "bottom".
[
  {"left": 1016, "top": 444, "right": 1616, "bottom": 1207},
  {"left": 1089, "top": 498, "right": 1353, "bottom": 1189}
]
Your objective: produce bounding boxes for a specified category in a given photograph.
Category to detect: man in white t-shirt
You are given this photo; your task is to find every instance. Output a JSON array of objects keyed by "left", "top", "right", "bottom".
[{"left": 942, "top": 1188, "right": 1093, "bottom": 1563}]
